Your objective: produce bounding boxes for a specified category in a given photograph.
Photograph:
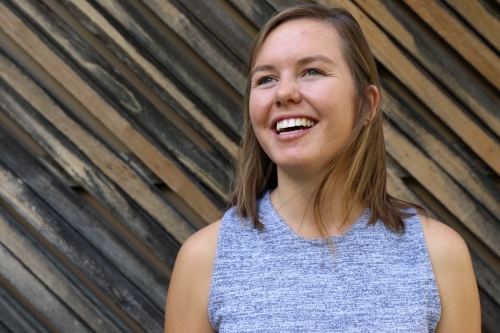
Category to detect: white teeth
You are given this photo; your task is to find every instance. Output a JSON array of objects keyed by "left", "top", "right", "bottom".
[{"left": 276, "top": 117, "right": 315, "bottom": 133}]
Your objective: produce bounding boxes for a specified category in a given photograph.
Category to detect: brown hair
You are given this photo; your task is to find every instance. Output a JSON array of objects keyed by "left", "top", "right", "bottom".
[{"left": 230, "top": 1, "right": 418, "bottom": 236}]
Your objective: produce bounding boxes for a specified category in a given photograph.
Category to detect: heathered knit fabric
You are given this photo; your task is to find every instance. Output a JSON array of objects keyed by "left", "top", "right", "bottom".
[{"left": 208, "top": 191, "right": 441, "bottom": 332}]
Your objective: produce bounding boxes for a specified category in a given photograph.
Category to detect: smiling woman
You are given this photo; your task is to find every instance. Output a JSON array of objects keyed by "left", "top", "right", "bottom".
[{"left": 164, "top": 2, "right": 481, "bottom": 333}]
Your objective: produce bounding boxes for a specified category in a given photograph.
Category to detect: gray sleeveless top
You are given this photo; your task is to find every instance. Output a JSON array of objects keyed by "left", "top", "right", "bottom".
[{"left": 209, "top": 191, "right": 441, "bottom": 332}]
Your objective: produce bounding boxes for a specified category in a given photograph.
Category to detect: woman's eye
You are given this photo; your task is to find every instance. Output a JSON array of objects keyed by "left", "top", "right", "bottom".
[
  {"left": 304, "top": 69, "right": 322, "bottom": 76},
  {"left": 257, "top": 76, "right": 275, "bottom": 85}
]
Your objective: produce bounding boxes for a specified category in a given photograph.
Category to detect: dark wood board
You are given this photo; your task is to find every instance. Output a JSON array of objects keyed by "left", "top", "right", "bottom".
[
  {"left": 0, "top": 283, "right": 49, "bottom": 333},
  {"left": 0, "top": 161, "right": 164, "bottom": 332},
  {"left": 228, "top": 0, "right": 276, "bottom": 29},
  {"left": 355, "top": 0, "right": 500, "bottom": 139},
  {"left": 0, "top": 49, "right": 199, "bottom": 241},
  {"left": 381, "top": 84, "right": 500, "bottom": 221},
  {"left": 171, "top": 0, "right": 254, "bottom": 63},
  {"left": 7, "top": 0, "right": 231, "bottom": 203},
  {"left": 139, "top": 0, "right": 247, "bottom": 94},
  {"left": 0, "top": 123, "right": 169, "bottom": 309},
  {"left": 60, "top": 0, "right": 243, "bottom": 141},
  {"left": 0, "top": 54, "right": 184, "bottom": 265},
  {"left": 0, "top": 243, "right": 93, "bottom": 333},
  {"left": 0, "top": 0, "right": 221, "bottom": 227},
  {"left": 479, "top": 288, "right": 500, "bottom": 333},
  {"left": 0, "top": 207, "right": 132, "bottom": 333},
  {"left": 403, "top": 0, "right": 500, "bottom": 91}
]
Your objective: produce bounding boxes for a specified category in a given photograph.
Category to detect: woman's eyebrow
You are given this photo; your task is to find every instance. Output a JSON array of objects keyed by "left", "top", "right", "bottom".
[
  {"left": 251, "top": 64, "right": 275, "bottom": 77},
  {"left": 297, "top": 55, "right": 335, "bottom": 66},
  {"left": 251, "top": 55, "right": 335, "bottom": 76}
]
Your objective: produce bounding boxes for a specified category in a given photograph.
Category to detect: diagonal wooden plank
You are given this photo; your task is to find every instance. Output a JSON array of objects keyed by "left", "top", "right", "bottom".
[
  {"left": 0, "top": 68, "right": 181, "bottom": 268},
  {"left": 0, "top": 243, "right": 93, "bottom": 333},
  {"left": 0, "top": 123, "right": 168, "bottom": 309},
  {"left": 0, "top": 48, "right": 195, "bottom": 243},
  {"left": 382, "top": 87, "right": 500, "bottom": 220},
  {"left": 384, "top": 121, "right": 500, "bottom": 258},
  {"left": 321, "top": 0, "right": 500, "bottom": 176},
  {"left": 0, "top": 161, "right": 164, "bottom": 332},
  {"left": 228, "top": 0, "right": 276, "bottom": 29},
  {"left": 0, "top": 0, "right": 220, "bottom": 228},
  {"left": 0, "top": 207, "right": 132, "bottom": 333},
  {"left": 403, "top": 0, "right": 500, "bottom": 91},
  {"left": 354, "top": 0, "right": 500, "bottom": 140},
  {"left": 175, "top": 0, "right": 254, "bottom": 62},
  {"left": 266, "top": 0, "right": 291, "bottom": 10},
  {"left": 138, "top": 0, "right": 246, "bottom": 93},
  {"left": 470, "top": 249, "right": 500, "bottom": 312},
  {"left": 58, "top": 0, "right": 239, "bottom": 157},
  {"left": 386, "top": 166, "right": 436, "bottom": 219},
  {"left": 444, "top": 0, "right": 500, "bottom": 54},
  {"left": 479, "top": 288, "right": 500, "bottom": 333},
  {"left": 8, "top": 0, "right": 230, "bottom": 204},
  {"left": 0, "top": 283, "right": 50, "bottom": 333}
]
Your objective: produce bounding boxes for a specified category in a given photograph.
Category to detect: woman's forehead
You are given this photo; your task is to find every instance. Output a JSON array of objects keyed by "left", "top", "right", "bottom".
[{"left": 253, "top": 18, "right": 343, "bottom": 67}]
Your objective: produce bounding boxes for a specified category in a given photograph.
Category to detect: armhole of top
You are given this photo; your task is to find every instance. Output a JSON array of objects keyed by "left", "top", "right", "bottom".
[
  {"left": 416, "top": 213, "right": 442, "bottom": 330},
  {"left": 207, "top": 210, "right": 229, "bottom": 329}
]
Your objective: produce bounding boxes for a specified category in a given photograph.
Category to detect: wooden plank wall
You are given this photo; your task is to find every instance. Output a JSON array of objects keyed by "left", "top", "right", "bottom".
[{"left": 0, "top": 0, "right": 498, "bottom": 332}]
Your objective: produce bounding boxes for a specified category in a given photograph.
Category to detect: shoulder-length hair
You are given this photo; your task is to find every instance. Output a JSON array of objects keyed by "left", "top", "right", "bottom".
[{"left": 230, "top": 2, "right": 418, "bottom": 236}]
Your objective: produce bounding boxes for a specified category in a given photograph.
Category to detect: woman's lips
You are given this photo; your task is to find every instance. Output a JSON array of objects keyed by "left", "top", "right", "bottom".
[{"left": 275, "top": 117, "right": 316, "bottom": 134}]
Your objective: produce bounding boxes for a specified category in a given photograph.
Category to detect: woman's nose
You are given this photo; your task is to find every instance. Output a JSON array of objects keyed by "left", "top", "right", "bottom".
[{"left": 274, "top": 77, "right": 302, "bottom": 107}]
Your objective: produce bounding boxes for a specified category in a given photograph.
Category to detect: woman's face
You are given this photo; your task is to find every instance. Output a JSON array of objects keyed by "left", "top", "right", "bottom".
[{"left": 249, "top": 18, "right": 358, "bottom": 177}]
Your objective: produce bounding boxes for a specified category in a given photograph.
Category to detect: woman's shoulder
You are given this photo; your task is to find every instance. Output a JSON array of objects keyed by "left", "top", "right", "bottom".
[
  {"left": 164, "top": 220, "right": 221, "bottom": 332},
  {"left": 418, "top": 215, "right": 481, "bottom": 332},
  {"left": 419, "top": 215, "right": 466, "bottom": 257},
  {"left": 178, "top": 219, "right": 222, "bottom": 268}
]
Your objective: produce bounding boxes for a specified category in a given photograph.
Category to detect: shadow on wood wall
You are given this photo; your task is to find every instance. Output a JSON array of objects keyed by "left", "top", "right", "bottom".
[{"left": 0, "top": 0, "right": 499, "bottom": 332}]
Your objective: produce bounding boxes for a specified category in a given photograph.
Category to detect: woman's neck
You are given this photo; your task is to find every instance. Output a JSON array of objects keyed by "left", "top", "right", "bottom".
[{"left": 270, "top": 167, "right": 363, "bottom": 239}]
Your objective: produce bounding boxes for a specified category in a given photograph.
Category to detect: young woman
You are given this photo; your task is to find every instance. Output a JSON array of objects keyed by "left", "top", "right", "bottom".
[{"left": 165, "top": 3, "right": 480, "bottom": 332}]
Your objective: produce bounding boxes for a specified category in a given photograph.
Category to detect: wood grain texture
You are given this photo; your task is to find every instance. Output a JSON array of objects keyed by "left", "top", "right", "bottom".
[
  {"left": 0, "top": 63, "right": 182, "bottom": 269},
  {"left": 58, "top": 0, "right": 240, "bottom": 157},
  {"left": 382, "top": 87, "right": 500, "bottom": 220},
  {"left": 0, "top": 49, "right": 196, "bottom": 243},
  {"left": 470, "top": 249, "right": 500, "bottom": 310},
  {"left": 9, "top": 0, "right": 231, "bottom": 203},
  {"left": 444, "top": 0, "right": 500, "bottom": 53},
  {"left": 228, "top": 0, "right": 275, "bottom": 29},
  {"left": 0, "top": 207, "right": 131, "bottom": 333},
  {"left": 384, "top": 122, "right": 500, "bottom": 258},
  {"left": 403, "top": 0, "right": 500, "bottom": 90},
  {"left": 386, "top": 166, "right": 437, "bottom": 219},
  {"left": 0, "top": 124, "right": 168, "bottom": 309},
  {"left": 0, "top": 243, "right": 93, "bottom": 333},
  {"left": 176, "top": 0, "right": 253, "bottom": 62},
  {"left": 479, "top": 288, "right": 500, "bottom": 333},
  {"left": 0, "top": 161, "right": 164, "bottom": 332},
  {"left": 354, "top": 0, "right": 500, "bottom": 140},
  {"left": 0, "top": 282, "right": 49, "bottom": 333},
  {"left": 0, "top": 0, "right": 220, "bottom": 228},
  {"left": 139, "top": 0, "right": 246, "bottom": 94}
]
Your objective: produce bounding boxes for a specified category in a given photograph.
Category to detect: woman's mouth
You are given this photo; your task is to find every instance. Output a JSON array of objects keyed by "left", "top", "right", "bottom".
[{"left": 276, "top": 118, "right": 316, "bottom": 135}]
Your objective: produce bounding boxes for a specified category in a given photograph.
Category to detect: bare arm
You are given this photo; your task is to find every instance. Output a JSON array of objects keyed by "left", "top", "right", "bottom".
[
  {"left": 420, "top": 215, "right": 481, "bottom": 332},
  {"left": 164, "top": 220, "right": 221, "bottom": 333}
]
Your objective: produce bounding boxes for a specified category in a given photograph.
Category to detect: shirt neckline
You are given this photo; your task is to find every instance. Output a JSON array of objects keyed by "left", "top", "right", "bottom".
[{"left": 259, "top": 190, "right": 369, "bottom": 244}]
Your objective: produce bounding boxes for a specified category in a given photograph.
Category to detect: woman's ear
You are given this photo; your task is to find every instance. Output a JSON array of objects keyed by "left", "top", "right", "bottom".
[{"left": 365, "top": 85, "right": 380, "bottom": 121}]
